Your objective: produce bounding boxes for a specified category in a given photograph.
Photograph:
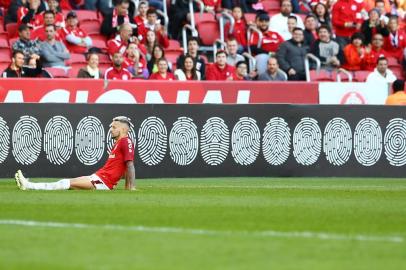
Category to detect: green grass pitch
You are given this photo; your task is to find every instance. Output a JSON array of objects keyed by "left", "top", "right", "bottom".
[{"left": 1, "top": 177, "right": 406, "bottom": 270}]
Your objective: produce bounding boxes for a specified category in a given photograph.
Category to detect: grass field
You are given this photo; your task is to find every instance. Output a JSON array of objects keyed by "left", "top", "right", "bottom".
[{"left": 0, "top": 177, "right": 405, "bottom": 270}]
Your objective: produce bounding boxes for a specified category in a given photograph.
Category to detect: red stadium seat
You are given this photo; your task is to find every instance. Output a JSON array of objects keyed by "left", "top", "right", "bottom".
[
  {"left": 44, "top": 67, "right": 68, "bottom": 78},
  {"left": 97, "top": 53, "right": 111, "bottom": 64},
  {"left": 8, "top": 37, "right": 18, "bottom": 47},
  {"left": 63, "top": 10, "right": 99, "bottom": 22},
  {"left": 80, "top": 20, "right": 101, "bottom": 35},
  {"left": 353, "top": 70, "right": 370, "bottom": 82},
  {"left": 387, "top": 56, "right": 400, "bottom": 66},
  {"left": 309, "top": 70, "right": 336, "bottom": 82},
  {"left": 168, "top": 39, "right": 181, "bottom": 50},
  {"left": 262, "top": 0, "right": 280, "bottom": 12},
  {"left": 0, "top": 62, "right": 10, "bottom": 74},
  {"left": 0, "top": 37, "right": 9, "bottom": 48},
  {"left": 0, "top": 48, "right": 11, "bottom": 62},
  {"left": 244, "top": 13, "right": 256, "bottom": 24},
  {"left": 69, "top": 53, "right": 86, "bottom": 64},
  {"left": 165, "top": 50, "right": 183, "bottom": 66},
  {"left": 6, "top": 23, "right": 18, "bottom": 38},
  {"left": 193, "top": 13, "right": 220, "bottom": 46},
  {"left": 68, "top": 64, "right": 83, "bottom": 78},
  {"left": 92, "top": 38, "right": 107, "bottom": 50}
]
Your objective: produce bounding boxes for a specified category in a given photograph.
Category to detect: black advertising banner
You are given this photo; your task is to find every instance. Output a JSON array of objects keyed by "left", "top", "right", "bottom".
[{"left": 0, "top": 104, "right": 405, "bottom": 178}]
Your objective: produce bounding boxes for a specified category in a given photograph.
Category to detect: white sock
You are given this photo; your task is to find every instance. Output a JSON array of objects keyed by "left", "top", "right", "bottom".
[{"left": 25, "top": 179, "right": 71, "bottom": 190}]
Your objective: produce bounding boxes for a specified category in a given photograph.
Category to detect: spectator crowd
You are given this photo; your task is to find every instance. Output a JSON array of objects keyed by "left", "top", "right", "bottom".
[{"left": 0, "top": 0, "right": 405, "bottom": 83}]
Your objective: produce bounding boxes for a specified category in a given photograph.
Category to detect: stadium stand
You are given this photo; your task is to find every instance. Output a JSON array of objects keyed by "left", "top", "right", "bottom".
[{"left": 0, "top": 0, "right": 404, "bottom": 81}]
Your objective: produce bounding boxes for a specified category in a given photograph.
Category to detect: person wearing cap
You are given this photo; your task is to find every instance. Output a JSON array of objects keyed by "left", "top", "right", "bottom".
[
  {"left": 385, "top": 79, "right": 406, "bottom": 105},
  {"left": 269, "top": 0, "right": 304, "bottom": 40},
  {"left": 12, "top": 24, "right": 41, "bottom": 67},
  {"left": 59, "top": 11, "right": 93, "bottom": 54},
  {"left": 206, "top": 50, "right": 236, "bottom": 80},
  {"left": 250, "top": 11, "right": 284, "bottom": 75},
  {"left": 105, "top": 52, "right": 133, "bottom": 80},
  {"left": 14, "top": 116, "right": 136, "bottom": 191}
]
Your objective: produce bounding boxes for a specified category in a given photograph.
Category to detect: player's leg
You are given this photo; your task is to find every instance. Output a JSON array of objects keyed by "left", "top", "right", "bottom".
[{"left": 15, "top": 170, "right": 94, "bottom": 191}]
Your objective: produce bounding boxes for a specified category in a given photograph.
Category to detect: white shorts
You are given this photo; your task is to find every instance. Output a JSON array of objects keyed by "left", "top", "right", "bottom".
[{"left": 89, "top": 174, "right": 110, "bottom": 190}]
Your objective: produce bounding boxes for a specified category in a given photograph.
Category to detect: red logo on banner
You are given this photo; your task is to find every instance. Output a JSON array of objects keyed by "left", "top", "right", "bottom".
[{"left": 340, "top": 91, "right": 366, "bottom": 104}]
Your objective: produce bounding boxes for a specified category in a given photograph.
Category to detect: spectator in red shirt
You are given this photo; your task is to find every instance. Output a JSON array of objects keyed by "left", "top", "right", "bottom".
[
  {"left": 384, "top": 16, "right": 406, "bottom": 59},
  {"left": 31, "top": 10, "right": 60, "bottom": 41},
  {"left": 303, "top": 15, "right": 318, "bottom": 47},
  {"left": 133, "top": 0, "right": 148, "bottom": 39},
  {"left": 362, "top": 33, "right": 389, "bottom": 70},
  {"left": 149, "top": 58, "right": 175, "bottom": 80},
  {"left": 47, "top": 0, "right": 65, "bottom": 29},
  {"left": 107, "top": 23, "right": 133, "bottom": 58},
  {"left": 59, "top": 11, "right": 93, "bottom": 54},
  {"left": 232, "top": 61, "right": 254, "bottom": 81},
  {"left": 138, "top": 8, "right": 169, "bottom": 48},
  {"left": 224, "top": 6, "right": 248, "bottom": 51},
  {"left": 250, "top": 12, "right": 284, "bottom": 75},
  {"left": 104, "top": 52, "right": 133, "bottom": 80},
  {"left": 332, "top": 0, "right": 363, "bottom": 48},
  {"left": 124, "top": 43, "right": 149, "bottom": 79},
  {"left": 203, "top": 0, "right": 221, "bottom": 13},
  {"left": 206, "top": 50, "right": 236, "bottom": 80},
  {"left": 343, "top": 32, "right": 366, "bottom": 71},
  {"left": 17, "top": 0, "right": 46, "bottom": 30}
]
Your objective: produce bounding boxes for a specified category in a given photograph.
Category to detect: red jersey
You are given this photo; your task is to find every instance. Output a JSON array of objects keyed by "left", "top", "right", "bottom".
[
  {"left": 96, "top": 137, "right": 134, "bottom": 189},
  {"left": 107, "top": 36, "right": 128, "bottom": 58},
  {"left": 123, "top": 57, "right": 147, "bottom": 74},
  {"left": 59, "top": 26, "right": 89, "bottom": 53},
  {"left": 250, "top": 30, "right": 284, "bottom": 53},
  {"left": 203, "top": 0, "right": 221, "bottom": 9},
  {"left": 384, "top": 31, "right": 406, "bottom": 59},
  {"left": 361, "top": 48, "right": 388, "bottom": 71},
  {"left": 205, "top": 63, "right": 236, "bottom": 80},
  {"left": 332, "top": 0, "right": 363, "bottom": 38},
  {"left": 225, "top": 19, "right": 247, "bottom": 47},
  {"left": 149, "top": 72, "right": 175, "bottom": 80},
  {"left": 31, "top": 26, "right": 62, "bottom": 41},
  {"left": 104, "top": 66, "right": 133, "bottom": 80},
  {"left": 17, "top": 7, "right": 43, "bottom": 30}
]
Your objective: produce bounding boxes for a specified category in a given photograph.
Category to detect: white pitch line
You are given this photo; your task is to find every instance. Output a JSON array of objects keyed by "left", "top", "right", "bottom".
[
  {"left": 143, "top": 185, "right": 406, "bottom": 191},
  {"left": 0, "top": 219, "right": 403, "bottom": 243}
]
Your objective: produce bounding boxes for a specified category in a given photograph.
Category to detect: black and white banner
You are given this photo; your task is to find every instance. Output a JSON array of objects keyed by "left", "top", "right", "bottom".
[{"left": 0, "top": 104, "right": 405, "bottom": 178}]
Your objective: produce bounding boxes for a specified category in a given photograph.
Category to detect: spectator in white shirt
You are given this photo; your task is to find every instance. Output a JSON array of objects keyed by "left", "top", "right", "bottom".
[
  {"left": 366, "top": 57, "right": 396, "bottom": 83},
  {"left": 269, "top": 0, "right": 304, "bottom": 39}
]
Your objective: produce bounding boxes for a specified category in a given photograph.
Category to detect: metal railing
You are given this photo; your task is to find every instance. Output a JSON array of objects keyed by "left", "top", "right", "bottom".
[
  {"left": 336, "top": 68, "right": 353, "bottom": 82},
  {"left": 304, "top": 53, "right": 321, "bottom": 82},
  {"left": 247, "top": 26, "right": 262, "bottom": 55},
  {"left": 182, "top": 24, "right": 199, "bottom": 55}
]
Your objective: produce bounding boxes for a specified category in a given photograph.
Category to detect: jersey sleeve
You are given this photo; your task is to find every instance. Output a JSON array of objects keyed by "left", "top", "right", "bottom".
[{"left": 121, "top": 137, "right": 134, "bottom": 162}]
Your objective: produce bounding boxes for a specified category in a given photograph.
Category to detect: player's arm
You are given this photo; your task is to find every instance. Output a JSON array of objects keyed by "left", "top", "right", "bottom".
[{"left": 125, "top": 160, "right": 136, "bottom": 190}]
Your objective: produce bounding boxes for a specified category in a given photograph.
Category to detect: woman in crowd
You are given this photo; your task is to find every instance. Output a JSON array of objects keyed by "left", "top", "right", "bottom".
[
  {"left": 77, "top": 52, "right": 102, "bottom": 79},
  {"left": 149, "top": 58, "right": 175, "bottom": 80},
  {"left": 342, "top": 32, "right": 366, "bottom": 71},
  {"left": 174, "top": 55, "right": 201, "bottom": 80},
  {"left": 147, "top": 44, "right": 171, "bottom": 74},
  {"left": 144, "top": 30, "right": 159, "bottom": 61}
]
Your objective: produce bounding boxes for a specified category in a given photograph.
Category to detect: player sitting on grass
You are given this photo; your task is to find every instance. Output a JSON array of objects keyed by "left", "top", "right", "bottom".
[{"left": 15, "top": 116, "right": 136, "bottom": 191}]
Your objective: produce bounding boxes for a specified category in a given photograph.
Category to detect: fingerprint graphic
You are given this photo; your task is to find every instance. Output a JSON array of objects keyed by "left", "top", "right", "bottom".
[
  {"left": 200, "top": 117, "right": 229, "bottom": 165},
  {"left": 138, "top": 117, "right": 167, "bottom": 166},
  {"left": 293, "top": 118, "right": 321, "bottom": 166},
  {"left": 75, "top": 116, "right": 105, "bottom": 165},
  {"left": 262, "top": 117, "right": 290, "bottom": 165},
  {"left": 323, "top": 118, "right": 352, "bottom": 166},
  {"left": 43, "top": 116, "right": 73, "bottom": 165},
  {"left": 169, "top": 117, "right": 198, "bottom": 166},
  {"left": 0, "top": 117, "right": 10, "bottom": 164},
  {"left": 384, "top": 118, "right": 406, "bottom": 166},
  {"left": 354, "top": 118, "right": 382, "bottom": 166},
  {"left": 12, "top": 116, "right": 42, "bottom": 165},
  {"left": 231, "top": 117, "right": 260, "bottom": 165},
  {"left": 107, "top": 123, "right": 136, "bottom": 152}
]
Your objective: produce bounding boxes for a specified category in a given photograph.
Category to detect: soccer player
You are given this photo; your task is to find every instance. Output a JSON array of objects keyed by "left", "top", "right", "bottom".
[{"left": 14, "top": 116, "right": 136, "bottom": 191}]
